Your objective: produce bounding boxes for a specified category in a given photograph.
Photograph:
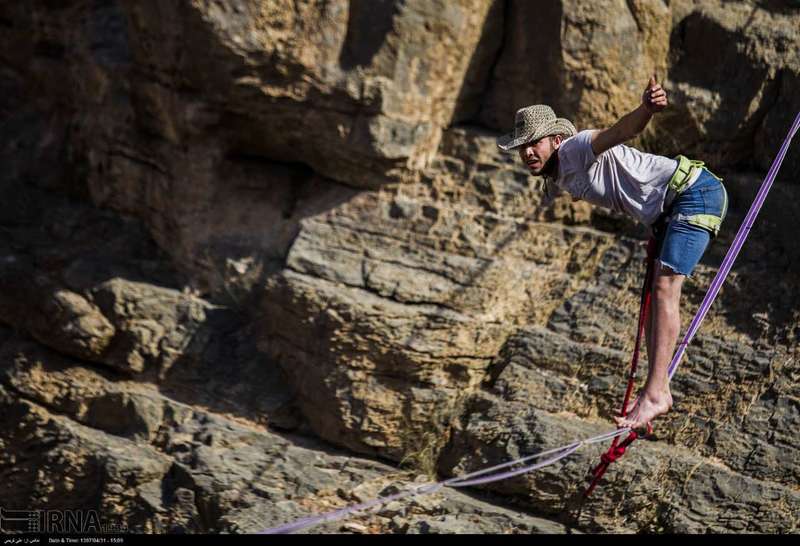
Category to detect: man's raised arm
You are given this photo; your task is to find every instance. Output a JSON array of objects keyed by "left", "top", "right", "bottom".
[{"left": 590, "top": 75, "right": 668, "bottom": 156}]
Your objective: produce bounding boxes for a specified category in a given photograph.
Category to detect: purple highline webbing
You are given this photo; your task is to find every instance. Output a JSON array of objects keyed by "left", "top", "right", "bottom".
[
  {"left": 667, "top": 111, "right": 800, "bottom": 380},
  {"left": 258, "top": 427, "right": 630, "bottom": 534},
  {"left": 443, "top": 443, "right": 581, "bottom": 488},
  {"left": 260, "top": 111, "right": 799, "bottom": 535}
]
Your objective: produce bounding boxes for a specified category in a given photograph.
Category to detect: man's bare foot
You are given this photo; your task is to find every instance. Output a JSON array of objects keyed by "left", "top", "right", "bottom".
[{"left": 614, "top": 389, "right": 673, "bottom": 430}]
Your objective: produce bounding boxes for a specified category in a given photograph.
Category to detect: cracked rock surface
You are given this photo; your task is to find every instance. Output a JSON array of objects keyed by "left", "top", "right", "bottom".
[{"left": 1, "top": 0, "right": 799, "bottom": 534}]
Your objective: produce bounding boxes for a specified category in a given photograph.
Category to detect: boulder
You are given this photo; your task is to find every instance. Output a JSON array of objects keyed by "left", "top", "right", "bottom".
[
  {"left": 479, "top": 0, "right": 671, "bottom": 134},
  {"left": 0, "top": 256, "right": 115, "bottom": 363},
  {"left": 91, "top": 278, "right": 214, "bottom": 375}
]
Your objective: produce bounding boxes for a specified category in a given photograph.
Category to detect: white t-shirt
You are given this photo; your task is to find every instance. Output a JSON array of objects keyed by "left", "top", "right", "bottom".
[{"left": 549, "top": 130, "right": 678, "bottom": 226}]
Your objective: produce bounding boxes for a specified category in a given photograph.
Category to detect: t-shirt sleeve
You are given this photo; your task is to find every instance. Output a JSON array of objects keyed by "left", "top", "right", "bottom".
[{"left": 558, "top": 129, "right": 597, "bottom": 173}]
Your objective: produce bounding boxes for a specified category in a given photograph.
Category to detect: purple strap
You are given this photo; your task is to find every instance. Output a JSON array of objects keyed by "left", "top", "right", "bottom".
[
  {"left": 443, "top": 443, "right": 581, "bottom": 488},
  {"left": 259, "top": 485, "right": 443, "bottom": 534},
  {"left": 668, "top": 111, "right": 800, "bottom": 380},
  {"left": 257, "top": 428, "right": 631, "bottom": 534}
]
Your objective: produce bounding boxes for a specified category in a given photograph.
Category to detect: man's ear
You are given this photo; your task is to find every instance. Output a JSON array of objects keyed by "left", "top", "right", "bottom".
[{"left": 551, "top": 134, "right": 563, "bottom": 149}]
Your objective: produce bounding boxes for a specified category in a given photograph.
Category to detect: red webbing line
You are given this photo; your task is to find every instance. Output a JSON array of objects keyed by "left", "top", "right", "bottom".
[
  {"left": 584, "top": 238, "right": 658, "bottom": 497},
  {"left": 619, "top": 238, "right": 657, "bottom": 419},
  {"left": 583, "top": 430, "right": 640, "bottom": 497}
]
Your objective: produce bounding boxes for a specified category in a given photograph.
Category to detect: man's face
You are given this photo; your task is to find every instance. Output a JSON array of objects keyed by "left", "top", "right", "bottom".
[{"left": 518, "top": 135, "right": 560, "bottom": 175}]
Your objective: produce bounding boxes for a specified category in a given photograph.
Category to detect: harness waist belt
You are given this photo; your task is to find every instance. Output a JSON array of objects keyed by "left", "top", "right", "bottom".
[
  {"left": 661, "top": 155, "right": 726, "bottom": 237},
  {"left": 670, "top": 155, "right": 707, "bottom": 192}
]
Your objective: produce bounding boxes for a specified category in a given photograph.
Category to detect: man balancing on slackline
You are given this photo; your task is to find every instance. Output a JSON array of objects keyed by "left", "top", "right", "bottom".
[{"left": 496, "top": 76, "right": 728, "bottom": 430}]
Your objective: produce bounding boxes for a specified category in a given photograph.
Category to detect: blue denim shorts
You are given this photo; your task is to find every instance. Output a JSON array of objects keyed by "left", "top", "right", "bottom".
[{"left": 656, "top": 169, "right": 728, "bottom": 277}]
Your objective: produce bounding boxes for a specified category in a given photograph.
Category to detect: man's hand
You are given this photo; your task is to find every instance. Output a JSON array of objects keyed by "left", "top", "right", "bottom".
[
  {"left": 590, "top": 74, "right": 667, "bottom": 156},
  {"left": 642, "top": 75, "right": 667, "bottom": 114}
]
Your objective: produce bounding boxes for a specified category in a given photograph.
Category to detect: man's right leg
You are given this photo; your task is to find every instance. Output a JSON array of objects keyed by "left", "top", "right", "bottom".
[
  {"left": 621, "top": 170, "right": 726, "bottom": 428},
  {"left": 616, "top": 262, "right": 681, "bottom": 429},
  {"left": 629, "top": 253, "right": 657, "bottom": 415}
]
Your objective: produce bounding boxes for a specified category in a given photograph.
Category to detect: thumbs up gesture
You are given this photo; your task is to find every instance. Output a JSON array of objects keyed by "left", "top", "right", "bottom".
[{"left": 642, "top": 75, "right": 668, "bottom": 113}]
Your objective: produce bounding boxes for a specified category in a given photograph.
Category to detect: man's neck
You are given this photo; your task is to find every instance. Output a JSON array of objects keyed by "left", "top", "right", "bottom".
[{"left": 541, "top": 151, "right": 559, "bottom": 179}]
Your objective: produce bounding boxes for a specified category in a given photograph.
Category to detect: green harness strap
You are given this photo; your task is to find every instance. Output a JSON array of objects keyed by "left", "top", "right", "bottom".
[
  {"left": 668, "top": 155, "right": 727, "bottom": 237},
  {"left": 669, "top": 155, "right": 702, "bottom": 193}
]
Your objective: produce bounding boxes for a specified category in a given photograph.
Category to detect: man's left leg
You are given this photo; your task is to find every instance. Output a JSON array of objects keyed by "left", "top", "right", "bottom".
[{"left": 615, "top": 262, "right": 684, "bottom": 429}]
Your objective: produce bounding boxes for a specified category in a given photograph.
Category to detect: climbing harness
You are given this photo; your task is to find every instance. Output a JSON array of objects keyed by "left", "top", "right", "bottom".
[
  {"left": 664, "top": 155, "right": 728, "bottom": 237},
  {"left": 668, "top": 154, "right": 706, "bottom": 194},
  {"left": 258, "top": 110, "right": 799, "bottom": 534}
]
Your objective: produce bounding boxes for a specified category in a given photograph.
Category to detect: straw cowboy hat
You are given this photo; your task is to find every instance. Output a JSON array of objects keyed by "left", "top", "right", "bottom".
[{"left": 497, "top": 105, "right": 576, "bottom": 151}]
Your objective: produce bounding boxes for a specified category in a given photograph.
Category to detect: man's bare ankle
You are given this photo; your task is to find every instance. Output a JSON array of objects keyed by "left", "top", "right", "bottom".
[{"left": 642, "top": 388, "right": 672, "bottom": 406}]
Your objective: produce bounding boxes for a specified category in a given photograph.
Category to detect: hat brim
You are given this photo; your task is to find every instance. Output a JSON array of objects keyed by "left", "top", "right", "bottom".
[
  {"left": 496, "top": 118, "right": 577, "bottom": 153},
  {"left": 497, "top": 132, "right": 533, "bottom": 151}
]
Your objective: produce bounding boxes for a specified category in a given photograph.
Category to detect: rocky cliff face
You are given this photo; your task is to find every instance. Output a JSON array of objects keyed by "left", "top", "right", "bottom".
[{"left": 1, "top": 0, "right": 799, "bottom": 534}]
